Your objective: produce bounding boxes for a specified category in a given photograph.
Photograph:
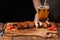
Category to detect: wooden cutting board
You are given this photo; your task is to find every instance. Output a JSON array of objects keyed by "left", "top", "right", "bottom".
[{"left": 4, "top": 28, "right": 58, "bottom": 38}]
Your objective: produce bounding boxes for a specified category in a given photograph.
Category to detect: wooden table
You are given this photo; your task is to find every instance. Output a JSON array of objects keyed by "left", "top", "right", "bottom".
[{"left": 3, "top": 28, "right": 58, "bottom": 40}]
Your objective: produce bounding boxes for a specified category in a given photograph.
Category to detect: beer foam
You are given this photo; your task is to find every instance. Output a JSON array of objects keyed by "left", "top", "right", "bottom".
[
  {"left": 44, "top": 6, "right": 49, "bottom": 9},
  {"left": 38, "top": 6, "right": 44, "bottom": 9},
  {"left": 38, "top": 5, "right": 49, "bottom": 9}
]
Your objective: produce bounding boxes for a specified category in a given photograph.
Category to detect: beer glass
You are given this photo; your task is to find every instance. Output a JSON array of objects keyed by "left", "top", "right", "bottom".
[{"left": 38, "top": 0, "right": 49, "bottom": 22}]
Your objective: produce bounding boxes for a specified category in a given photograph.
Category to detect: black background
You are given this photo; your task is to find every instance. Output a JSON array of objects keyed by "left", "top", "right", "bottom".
[
  {"left": 0, "top": 0, "right": 36, "bottom": 23},
  {"left": 0, "top": 0, "right": 60, "bottom": 23}
]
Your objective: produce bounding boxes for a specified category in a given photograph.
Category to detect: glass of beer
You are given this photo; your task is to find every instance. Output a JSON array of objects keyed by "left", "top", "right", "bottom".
[{"left": 38, "top": 4, "right": 49, "bottom": 22}]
